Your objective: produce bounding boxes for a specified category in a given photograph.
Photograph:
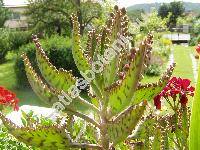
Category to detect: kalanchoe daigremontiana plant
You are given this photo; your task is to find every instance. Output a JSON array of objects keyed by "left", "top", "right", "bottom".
[{"left": 0, "top": 6, "right": 175, "bottom": 149}]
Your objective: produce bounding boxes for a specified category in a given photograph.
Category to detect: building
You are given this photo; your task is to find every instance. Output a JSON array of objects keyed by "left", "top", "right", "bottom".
[
  {"left": 3, "top": 0, "right": 100, "bottom": 29},
  {"left": 4, "top": 4, "right": 28, "bottom": 30}
]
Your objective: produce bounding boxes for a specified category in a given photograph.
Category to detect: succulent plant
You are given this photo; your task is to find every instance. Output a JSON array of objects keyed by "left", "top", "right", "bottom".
[{"left": 0, "top": 6, "right": 175, "bottom": 149}]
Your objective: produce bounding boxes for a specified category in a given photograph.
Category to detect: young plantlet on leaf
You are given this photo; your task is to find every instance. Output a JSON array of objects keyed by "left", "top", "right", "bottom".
[{"left": 0, "top": 6, "right": 175, "bottom": 149}]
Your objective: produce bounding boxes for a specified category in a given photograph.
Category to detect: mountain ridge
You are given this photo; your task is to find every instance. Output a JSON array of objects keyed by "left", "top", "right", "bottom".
[{"left": 127, "top": 2, "right": 200, "bottom": 13}]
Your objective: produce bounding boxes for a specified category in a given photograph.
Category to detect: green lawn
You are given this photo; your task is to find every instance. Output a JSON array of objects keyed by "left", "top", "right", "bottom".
[
  {"left": 173, "top": 45, "right": 195, "bottom": 84},
  {"left": 0, "top": 55, "right": 43, "bottom": 107}
]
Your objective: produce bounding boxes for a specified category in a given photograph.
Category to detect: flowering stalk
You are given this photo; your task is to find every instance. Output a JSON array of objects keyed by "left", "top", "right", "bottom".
[{"left": 154, "top": 77, "right": 194, "bottom": 149}]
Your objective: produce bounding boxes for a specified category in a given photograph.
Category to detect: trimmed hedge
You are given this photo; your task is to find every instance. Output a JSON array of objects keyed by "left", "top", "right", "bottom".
[{"left": 14, "top": 35, "right": 79, "bottom": 88}]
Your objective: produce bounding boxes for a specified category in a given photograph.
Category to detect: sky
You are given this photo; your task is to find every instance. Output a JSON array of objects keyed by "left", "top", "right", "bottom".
[{"left": 3, "top": 0, "right": 200, "bottom": 7}]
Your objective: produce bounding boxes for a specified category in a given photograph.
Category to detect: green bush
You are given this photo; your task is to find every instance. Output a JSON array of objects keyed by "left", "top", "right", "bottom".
[
  {"left": 0, "top": 28, "right": 11, "bottom": 63},
  {"left": 9, "top": 31, "right": 32, "bottom": 51},
  {"left": 0, "top": 29, "right": 31, "bottom": 63},
  {"left": 145, "top": 64, "right": 162, "bottom": 76},
  {"left": 189, "top": 35, "right": 200, "bottom": 46},
  {"left": 15, "top": 35, "right": 79, "bottom": 88}
]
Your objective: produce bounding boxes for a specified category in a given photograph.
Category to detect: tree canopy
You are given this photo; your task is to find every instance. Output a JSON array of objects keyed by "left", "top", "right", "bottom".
[
  {"left": 158, "top": 1, "right": 185, "bottom": 27},
  {"left": 26, "top": 0, "right": 103, "bottom": 36},
  {"left": 158, "top": 3, "right": 169, "bottom": 19}
]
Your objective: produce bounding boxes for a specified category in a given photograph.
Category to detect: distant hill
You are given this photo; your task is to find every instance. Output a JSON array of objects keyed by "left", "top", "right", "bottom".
[{"left": 127, "top": 2, "right": 200, "bottom": 14}]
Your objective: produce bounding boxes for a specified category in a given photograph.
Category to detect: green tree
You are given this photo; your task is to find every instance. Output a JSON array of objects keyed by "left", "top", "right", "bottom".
[
  {"left": 158, "top": 1, "right": 185, "bottom": 27},
  {"left": 158, "top": 3, "right": 169, "bottom": 19},
  {"left": 141, "top": 10, "right": 167, "bottom": 33},
  {"left": 26, "top": 0, "right": 103, "bottom": 36},
  {"left": 169, "top": 1, "right": 185, "bottom": 27},
  {"left": 0, "top": 0, "right": 10, "bottom": 28}
]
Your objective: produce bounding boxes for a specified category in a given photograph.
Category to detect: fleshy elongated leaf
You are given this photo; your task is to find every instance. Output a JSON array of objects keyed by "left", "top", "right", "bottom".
[
  {"left": 107, "top": 42, "right": 147, "bottom": 117},
  {"left": 162, "top": 130, "right": 169, "bottom": 150},
  {"left": 107, "top": 101, "right": 147, "bottom": 145},
  {"left": 32, "top": 35, "right": 76, "bottom": 92},
  {"left": 0, "top": 113, "right": 102, "bottom": 150},
  {"left": 132, "top": 63, "right": 175, "bottom": 105},
  {"left": 131, "top": 115, "right": 156, "bottom": 140},
  {"left": 0, "top": 113, "right": 72, "bottom": 149},
  {"left": 103, "top": 7, "right": 129, "bottom": 87},
  {"left": 189, "top": 60, "right": 200, "bottom": 150},
  {"left": 86, "top": 29, "right": 98, "bottom": 60},
  {"left": 152, "top": 125, "right": 161, "bottom": 150},
  {"left": 22, "top": 54, "right": 59, "bottom": 106},
  {"left": 71, "top": 14, "right": 91, "bottom": 77},
  {"left": 22, "top": 54, "right": 99, "bottom": 114}
]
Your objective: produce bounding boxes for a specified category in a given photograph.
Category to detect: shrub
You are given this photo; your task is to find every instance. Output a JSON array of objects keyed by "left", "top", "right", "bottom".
[
  {"left": 189, "top": 35, "right": 200, "bottom": 46},
  {"left": 152, "top": 37, "right": 172, "bottom": 59},
  {"left": 160, "top": 37, "right": 172, "bottom": 46},
  {"left": 144, "top": 36, "right": 171, "bottom": 77},
  {"left": 0, "top": 29, "right": 11, "bottom": 63},
  {"left": 14, "top": 35, "right": 79, "bottom": 88},
  {"left": 9, "top": 31, "right": 32, "bottom": 51},
  {"left": 145, "top": 64, "right": 162, "bottom": 76}
]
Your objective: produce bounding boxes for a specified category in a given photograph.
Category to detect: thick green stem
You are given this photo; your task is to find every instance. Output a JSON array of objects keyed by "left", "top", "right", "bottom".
[
  {"left": 100, "top": 101, "right": 109, "bottom": 150},
  {"left": 100, "top": 121, "right": 109, "bottom": 150}
]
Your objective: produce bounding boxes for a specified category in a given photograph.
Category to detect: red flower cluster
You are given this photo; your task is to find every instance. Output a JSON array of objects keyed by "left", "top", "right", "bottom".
[
  {"left": 154, "top": 77, "right": 195, "bottom": 109},
  {"left": 196, "top": 43, "right": 200, "bottom": 54},
  {"left": 0, "top": 87, "right": 19, "bottom": 111}
]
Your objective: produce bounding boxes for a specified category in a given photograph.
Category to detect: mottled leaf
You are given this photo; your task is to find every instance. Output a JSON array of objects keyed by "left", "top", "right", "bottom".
[
  {"left": 107, "top": 101, "right": 147, "bottom": 145},
  {"left": 32, "top": 35, "right": 76, "bottom": 92}
]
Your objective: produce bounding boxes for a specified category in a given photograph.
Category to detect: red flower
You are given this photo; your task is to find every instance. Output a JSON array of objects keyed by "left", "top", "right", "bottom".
[
  {"left": 154, "top": 95, "right": 161, "bottom": 110},
  {"left": 196, "top": 44, "right": 200, "bottom": 54},
  {"left": 153, "top": 77, "right": 195, "bottom": 109},
  {"left": 0, "top": 86, "right": 19, "bottom": 111}
]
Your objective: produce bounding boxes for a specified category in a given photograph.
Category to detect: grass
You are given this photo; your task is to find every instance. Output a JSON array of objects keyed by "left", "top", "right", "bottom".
[
  {"left": 173, "top": 45, "right": 195, "bottom": 84},
  {"left": 0, "top": 53, "right": 43, "bottom": 107}
]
